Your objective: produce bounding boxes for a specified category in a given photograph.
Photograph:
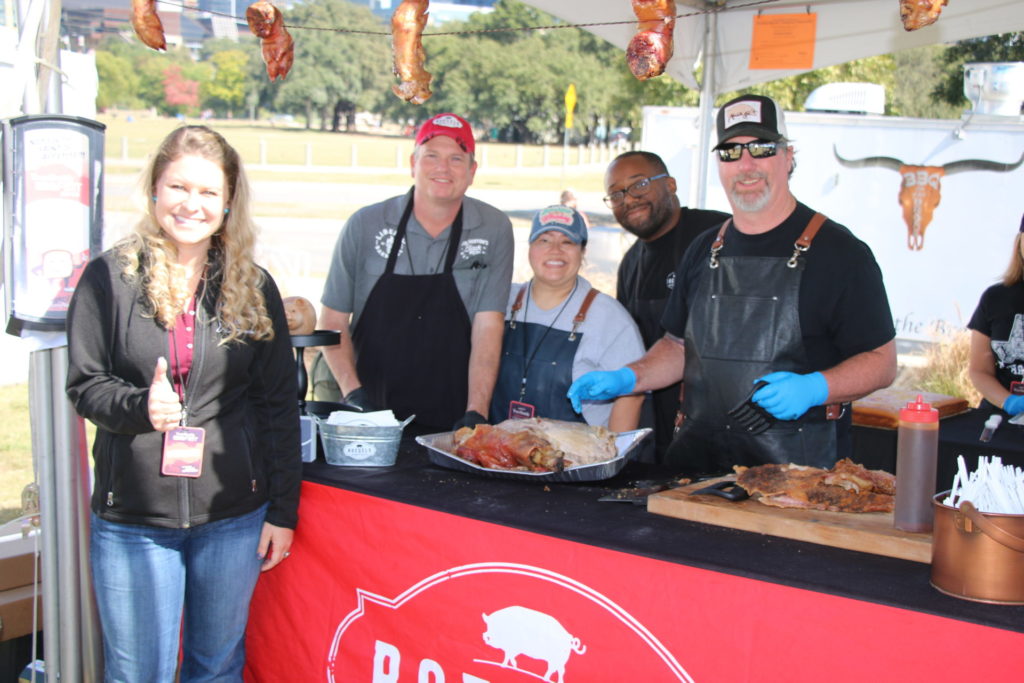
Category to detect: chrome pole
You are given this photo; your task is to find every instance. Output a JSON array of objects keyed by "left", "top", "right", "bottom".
[{"left": 29, "top": 350, "right": 61, "bottom": 682}]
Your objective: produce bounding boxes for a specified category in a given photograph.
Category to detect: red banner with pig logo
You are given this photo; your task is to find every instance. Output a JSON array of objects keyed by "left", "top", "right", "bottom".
[
  {"left": 245, "top": 482, "right": 1024, "bottom": 682},
  {"left": 325, "top": 562, "right": 690, "bottom": 682}
]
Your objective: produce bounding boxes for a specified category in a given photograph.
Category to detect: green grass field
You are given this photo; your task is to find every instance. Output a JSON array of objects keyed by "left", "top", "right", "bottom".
[
  {"left": 101, "top": 113, "right": 611, "bottom": 192},
  {"left": 1, "top": 384, "right": 34, "bottom": 526}
]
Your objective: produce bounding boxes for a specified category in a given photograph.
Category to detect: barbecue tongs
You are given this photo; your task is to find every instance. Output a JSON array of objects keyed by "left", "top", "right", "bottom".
[{"left": 727, "top": 380, "right": 775, "bottom": 435}]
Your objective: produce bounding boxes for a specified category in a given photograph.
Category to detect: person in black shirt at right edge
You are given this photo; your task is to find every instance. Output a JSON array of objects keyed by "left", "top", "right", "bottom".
[
  {"left": 574, "top": 95, "right": 897, "bottom": 475},
  {"left": 604, "top": 151, "right": 729, "bottom": 462}
]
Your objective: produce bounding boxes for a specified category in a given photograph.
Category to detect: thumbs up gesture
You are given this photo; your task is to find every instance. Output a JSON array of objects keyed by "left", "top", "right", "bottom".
[{"left": 148, "top": 357, "right": 182, "bottom": 432}]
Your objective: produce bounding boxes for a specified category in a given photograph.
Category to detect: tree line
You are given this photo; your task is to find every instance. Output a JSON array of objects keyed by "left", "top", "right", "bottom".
[{"left": 94, "top": 0, "right": 1023, "bottom": 142}]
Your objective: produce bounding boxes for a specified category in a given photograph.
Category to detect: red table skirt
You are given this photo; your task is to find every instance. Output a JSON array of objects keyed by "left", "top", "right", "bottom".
[{"left": 245, "top": 481, "right": 1024, "bottom": 682}]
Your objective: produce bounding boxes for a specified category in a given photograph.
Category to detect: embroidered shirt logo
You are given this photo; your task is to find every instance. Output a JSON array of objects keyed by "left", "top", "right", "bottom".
[
  {"left": 374, "top": 228, "right": 404, "bottom": 259},
  {"left": 460, "top": 238, "right": 489, "bottom": 260}
]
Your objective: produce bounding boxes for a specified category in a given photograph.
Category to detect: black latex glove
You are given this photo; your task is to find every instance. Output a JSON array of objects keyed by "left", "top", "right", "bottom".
[
  {"left": 342, "top": 387, "right": 380, "bottom": 413},
  {"left": 452, "top": 410, "right": 488, "bottom": 431}
]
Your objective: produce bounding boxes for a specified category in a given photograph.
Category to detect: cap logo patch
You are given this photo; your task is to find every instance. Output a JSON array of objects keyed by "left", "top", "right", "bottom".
[
  {"left": 723, "top": 101, "right": 763, "bottom": 129},
  {"left": 538, "top": 207, "right": 575, "bottom": 226},
  {"left": 431, "top": 114, "right": 464, "bottom": 130}
]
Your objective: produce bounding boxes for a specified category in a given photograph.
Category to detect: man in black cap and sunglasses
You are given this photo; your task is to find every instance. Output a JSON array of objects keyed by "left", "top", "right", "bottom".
[{"left": 570, "top": 94, "right": 897, "bottom": 473}]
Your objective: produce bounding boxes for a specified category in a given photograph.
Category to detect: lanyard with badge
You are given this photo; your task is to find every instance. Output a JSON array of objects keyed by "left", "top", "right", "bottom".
[
  {"left": 161, "top": 296, "right": 206, "bottom": 478},
  {"left": 507, "top": 281, "right": 578, "bottom": 420}
]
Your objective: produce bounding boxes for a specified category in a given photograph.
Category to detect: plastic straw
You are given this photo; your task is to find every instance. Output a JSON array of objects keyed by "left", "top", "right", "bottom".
[{"left": 944, "top": 456, "right": 1024, "bottom": 514}]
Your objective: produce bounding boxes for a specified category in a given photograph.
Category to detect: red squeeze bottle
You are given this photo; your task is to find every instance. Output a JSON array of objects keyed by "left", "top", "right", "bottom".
[{"left": 894, "top": 395, "right": 939, "bottom": 532}]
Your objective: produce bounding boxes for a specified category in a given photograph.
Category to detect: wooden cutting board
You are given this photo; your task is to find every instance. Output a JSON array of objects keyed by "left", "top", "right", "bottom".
[{"left": 647, "top": 477, "right": 932, "bottom": 563}]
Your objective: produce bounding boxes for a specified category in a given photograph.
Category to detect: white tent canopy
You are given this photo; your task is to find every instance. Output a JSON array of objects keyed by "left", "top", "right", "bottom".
[
  {"left": 522, "top": 1, "right": 1024, "bottom": 203},
  {"left": 523, "top": 0, "right": 1024, "bottom": 96}
]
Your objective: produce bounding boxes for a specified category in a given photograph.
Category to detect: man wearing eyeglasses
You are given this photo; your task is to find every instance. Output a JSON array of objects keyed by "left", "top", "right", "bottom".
[
  {"left": 604, "top": 151, "right": 729, "bottom": 462},
  {"left": 570, "top": 94, "right": 896, "bottom": 473}
]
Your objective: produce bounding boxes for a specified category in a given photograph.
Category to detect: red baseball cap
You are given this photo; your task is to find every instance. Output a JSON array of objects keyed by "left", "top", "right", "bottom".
[{"left": 415, "top": 113, "right": 475, "bottom": 155}]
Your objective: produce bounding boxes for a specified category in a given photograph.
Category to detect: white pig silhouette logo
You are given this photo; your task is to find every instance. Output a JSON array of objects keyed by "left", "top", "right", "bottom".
[{"left": 481, "top": 606, "right": 586, "bottom": 682}]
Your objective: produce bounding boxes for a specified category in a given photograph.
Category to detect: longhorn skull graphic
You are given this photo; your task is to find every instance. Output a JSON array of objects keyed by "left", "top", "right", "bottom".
[{"left": 833, "top": 145, "right": 1024, "bottom": 250}]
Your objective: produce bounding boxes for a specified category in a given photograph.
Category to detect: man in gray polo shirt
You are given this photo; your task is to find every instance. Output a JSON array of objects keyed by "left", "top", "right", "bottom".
[{"left": 318, "top": 113, "right": 514, "bottom": 431}]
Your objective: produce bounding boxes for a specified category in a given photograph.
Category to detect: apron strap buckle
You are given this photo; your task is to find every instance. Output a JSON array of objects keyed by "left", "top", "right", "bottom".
[
  {"left": 787, "top": 212, "right": 828, "bottom": 268},
  {"left": 509, "top": 284, "right": 528, "bottom": 329},
  {"left": 709, "top": 219, "right": 730, "bottom": 269},
  {"left": 568, "top": 289, "right": 600, "bottom": 341}
]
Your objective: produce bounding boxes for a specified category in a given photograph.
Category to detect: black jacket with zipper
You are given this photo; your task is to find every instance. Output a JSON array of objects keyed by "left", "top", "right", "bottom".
[{"left": 66, "top": 250, "right": 301, "bottom": 529}]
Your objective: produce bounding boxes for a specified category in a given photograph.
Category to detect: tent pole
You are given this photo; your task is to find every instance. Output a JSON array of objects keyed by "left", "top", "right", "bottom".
[
  {"left": 695, "top": 8, "right": 718, "bottom": 209},
  {"left": 29, "top": 350, "right": 62, "bottom": 681}
]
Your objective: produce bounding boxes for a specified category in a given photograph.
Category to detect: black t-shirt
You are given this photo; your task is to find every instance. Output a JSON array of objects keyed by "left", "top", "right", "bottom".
[
  {"left": 616, "top": 207, "right": 730, "bottom": 347},
  {"left": 662, "top": 202, "right": 896, "bottom": 372},
  {"left": 968, "top": 281, "right": 1024, "bottom": 391}
]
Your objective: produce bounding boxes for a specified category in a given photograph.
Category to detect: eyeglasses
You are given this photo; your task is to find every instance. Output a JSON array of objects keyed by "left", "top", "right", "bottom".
[
  {"left": 715, "top": 141, "right": 781, "bottom": 162},
  {"left": 603, "top": 173, "right": 668, "bottom": 208}
]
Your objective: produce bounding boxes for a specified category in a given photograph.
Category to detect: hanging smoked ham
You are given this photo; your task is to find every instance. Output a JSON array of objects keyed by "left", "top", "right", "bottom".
[
  {"left": 626, "top": 0, "right": 676, "bottom": 80},
  {"left": 899, "top": 0, "right": 949, "bottom": 31},
  {"left": 246, "top": 1, "right": 294, "bottom": 81},
  {"left": 390, "top": 0, "right": 432, "bottom": 104},
  {"left": 130, "top": 0, "right": 166, "bottom": 51}
]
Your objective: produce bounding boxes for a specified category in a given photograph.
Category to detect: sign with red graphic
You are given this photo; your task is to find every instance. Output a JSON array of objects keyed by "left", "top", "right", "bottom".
[
  {"left": 245, "top": 482, "right": 1024, "bottom": 682},
  {"left": 3, "top": 115, "right": 103, "bottom": 333}
]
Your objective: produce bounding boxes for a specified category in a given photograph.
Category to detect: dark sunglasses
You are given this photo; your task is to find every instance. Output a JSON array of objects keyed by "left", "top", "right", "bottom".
[{"left": 715, "top": 141, "right": 781, "bottom": 162}]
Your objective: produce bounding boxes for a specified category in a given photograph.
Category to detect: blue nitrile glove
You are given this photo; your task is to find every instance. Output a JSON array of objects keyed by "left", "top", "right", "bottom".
[
  {"left": 1003, "top": 394, "right": 1024, "bottom": 416},
  {"left": 752, "top": 371, "right": 829, "bottom": 421},
  {"left": 567, "top": 368, "right": 636, "bottom": 413}
]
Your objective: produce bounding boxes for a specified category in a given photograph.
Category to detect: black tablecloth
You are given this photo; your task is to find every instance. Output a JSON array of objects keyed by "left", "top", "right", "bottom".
[
  {"left": 853, "top": 407, "right": 1024, "bottom": 492},
  {"left": 302, "top": 425, "right": 1024, "bottom": 634}
]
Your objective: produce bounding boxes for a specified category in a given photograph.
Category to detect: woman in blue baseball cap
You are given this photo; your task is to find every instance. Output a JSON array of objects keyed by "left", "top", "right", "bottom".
[
  {"left": 490, "top": 205, "right": 645, "bottom": 429},
  {"left": 968, "top": 213, "right": 1024, "bottom": 417}
]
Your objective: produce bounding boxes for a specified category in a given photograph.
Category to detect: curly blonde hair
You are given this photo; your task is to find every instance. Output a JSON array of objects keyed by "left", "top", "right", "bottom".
[{"left": 116, "top": 125, "right": 274, "bottom": 343}]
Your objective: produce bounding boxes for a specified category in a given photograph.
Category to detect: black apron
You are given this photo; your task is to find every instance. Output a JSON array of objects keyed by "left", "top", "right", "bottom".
[
  {"left": 351, "top": 191, "right": 471, "bottom": 431},
  {"left": 628, "top": 248, "right": 685, "bottom": 462},
  {"left": 490, "top": 284, "right": 597, "bottom": 423},
  {"left": 668, "top": 214, "right": 837, "bottom": 474}
]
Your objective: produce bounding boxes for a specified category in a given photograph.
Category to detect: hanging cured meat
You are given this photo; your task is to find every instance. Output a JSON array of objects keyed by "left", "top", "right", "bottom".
[
  {"left": 130, "top": 0, "right": 166, "bottom": 51},
  {"left": 899, "top": 0, "right": 948, "bottom": 31},
  {"left": 390, "top": 0, "right": 432, "bottom": 104},
  {"left": 246, "top": 1, "right": 294, "bottom": 81},
  {"left": 626, "top": 0, "right": 676, "bottom": 80}
]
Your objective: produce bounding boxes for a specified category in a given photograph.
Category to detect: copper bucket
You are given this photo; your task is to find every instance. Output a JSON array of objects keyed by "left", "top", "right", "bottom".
[{"left": 930, "top": 492, "right": 1024, "bottom": 604}]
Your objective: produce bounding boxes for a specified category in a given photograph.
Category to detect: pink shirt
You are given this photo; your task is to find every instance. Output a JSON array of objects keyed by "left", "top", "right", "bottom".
[{"left": 168, "top": 294, "right": 198, "bottom": 400}]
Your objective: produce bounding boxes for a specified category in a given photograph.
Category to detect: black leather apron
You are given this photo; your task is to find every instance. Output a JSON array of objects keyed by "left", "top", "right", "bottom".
[
  {"left": 351, "top": 192, "right": 471, "bottom": 431},
  {"left": 669, "top": 215, "right": 837, "bottom": 474},
  {"left": 490, "top": 285, "right": 596, "bottom": 422}
]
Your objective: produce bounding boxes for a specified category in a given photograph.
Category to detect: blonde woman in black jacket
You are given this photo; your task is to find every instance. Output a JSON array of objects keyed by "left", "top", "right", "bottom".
[{"left": 66, "top": 125, "right": 300, "bottom": 682}]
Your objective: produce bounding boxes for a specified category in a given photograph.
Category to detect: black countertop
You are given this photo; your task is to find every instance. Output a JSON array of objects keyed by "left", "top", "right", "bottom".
[
  {"left": 853, "top": 407, "right": 1024, "bottom": 492},
  {"left": 302, "top": 428, "right": 1024, "bottom": 634}
]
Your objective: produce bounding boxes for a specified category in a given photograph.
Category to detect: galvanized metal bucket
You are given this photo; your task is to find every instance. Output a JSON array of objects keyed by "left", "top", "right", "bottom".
[
  {"left": 315, "top": 415, "right": 414, "bottom": 467},
  {"left": 931, "top": 492, "right": 1024, "bottom": 604}
]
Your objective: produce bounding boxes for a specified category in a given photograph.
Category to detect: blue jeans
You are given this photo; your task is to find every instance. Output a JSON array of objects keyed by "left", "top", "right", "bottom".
[{"left": 90, "top": 504, "right": 267, "bottom": 683}]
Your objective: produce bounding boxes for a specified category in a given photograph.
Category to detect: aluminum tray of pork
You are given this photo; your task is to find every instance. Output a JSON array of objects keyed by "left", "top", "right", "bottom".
[{"left": 416, "top": 418, "right": 652, "bottom": 483}]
